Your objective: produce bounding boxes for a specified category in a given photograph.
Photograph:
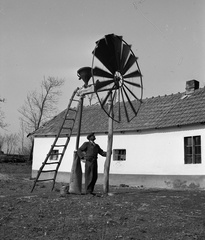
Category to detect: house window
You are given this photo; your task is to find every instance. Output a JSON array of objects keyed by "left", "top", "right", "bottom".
[
  {"left": 184, "top": 136, "right": 201, "bottom": 164},
  {"left": 113, "top": 149, "right": 126, "bottom": 161},
  {"left": 49, "top": 150, "right": 59, "bottom": 161}
]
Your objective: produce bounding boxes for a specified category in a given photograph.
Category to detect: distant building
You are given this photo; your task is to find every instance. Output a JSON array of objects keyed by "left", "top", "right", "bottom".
[{"left": 32, "top": 80, "right": 205, "bottom": 190}]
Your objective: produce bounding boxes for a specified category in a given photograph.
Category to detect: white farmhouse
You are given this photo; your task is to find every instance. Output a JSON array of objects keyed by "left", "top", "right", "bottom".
[{"left": 32, "top": 80, "right": 205, "bottom": 190}]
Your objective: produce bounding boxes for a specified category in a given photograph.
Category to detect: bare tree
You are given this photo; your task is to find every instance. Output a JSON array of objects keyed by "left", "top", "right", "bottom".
[
  {"left": 0, "top": 135, "right": 5, "bottom": 153},
  {"left": 4, "top": 133, "right": 18, "bottom": 154},
  {"left": 86, "top": 93, "right": 97, "bottom": 106},
  {"left": 19, "top": 77, "right": 64, "bottom": 133},
  {"left": 17, "top": 119, "right": 32, "bottom": 155},
  {"left": 19, "top": 77, "right": 64, "bottom": 161},
  {"left": 0, "top": 97, "right": 7, "bottom": 129}
]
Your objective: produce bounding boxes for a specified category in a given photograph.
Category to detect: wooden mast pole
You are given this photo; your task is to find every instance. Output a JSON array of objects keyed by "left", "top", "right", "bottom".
[
  {"left": 103, "top": 93, "right": 113, "bottom": 194},
  {"left": 75, "top": 96, "right": 84, "bottom": 150},
  {"left": 69, "top": 67, "right": 92, "bottom": 194},
  {"left": 68, "top": 94, "right": 84, "bottom": 194}
]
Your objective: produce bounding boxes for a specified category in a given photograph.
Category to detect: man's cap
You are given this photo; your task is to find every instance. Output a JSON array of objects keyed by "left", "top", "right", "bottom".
[{"left": 87, "top": 132, "right": 95, "bottom": 140}]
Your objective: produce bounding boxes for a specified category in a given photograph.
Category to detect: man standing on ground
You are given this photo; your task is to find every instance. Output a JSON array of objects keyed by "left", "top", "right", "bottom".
[{"left": 77, "top": 133, "right": 106, "bottom": 195}]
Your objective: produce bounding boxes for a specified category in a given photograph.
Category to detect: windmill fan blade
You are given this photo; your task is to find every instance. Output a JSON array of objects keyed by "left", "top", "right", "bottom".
[
  {"left": 122, "top": 54, "right": 137, "bottom": 75},
  {"left": 122, "top": 86, "right": 137, "bottom": 115},
  {"left": 118, "top": 89, "right": 121, "bottom": 122},
  {"left": 105, "top": 34, "right": 118, "bottom": 71},
  {"left": 123, "top": 70, "right": 142, "bottom": 79},
  {"left": 123, "top": 83, "right": 141, "bottom": 102},
  {"left": 93, "top": 67, "right": 113, "bottom": 78},
  {"left": 95, "top": 79, "right": 115, "bottom": 91},
  {"left": 105, "top": 34, "right": 123, "bottom": 72},
  {"left": 120, "top": 44, "right": 131, "bottom": 71},
  {"left": 101, "top": 84, "right": 117, "bottom": 106},
  {"left": 121, "top": 88, "right": 129, "bottom": 122},
  {"left": 113, "top": 36, "right": 123, "bottom": 71},
  {"left": 123, "top": 79, "right": 141, "bottom": 88},
  {"left": 93, "top": 39, "right": 115, "bottom": 74},
  {"left": 102, "top": 90, "right": 112, "bottom": 107},
  {"left": 108, "top": 89, "right": 117, "bottom": 116}
]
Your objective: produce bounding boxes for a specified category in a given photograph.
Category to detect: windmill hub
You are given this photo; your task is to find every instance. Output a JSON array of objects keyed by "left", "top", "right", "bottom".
[{"left": 114, "top": 71, "right": 123, "bottom": 88}]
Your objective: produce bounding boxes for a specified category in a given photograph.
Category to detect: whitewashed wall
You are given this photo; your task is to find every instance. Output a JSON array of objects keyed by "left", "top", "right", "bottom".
[
  {"left": 108, "top": 126, "right": 205, "bottom": 176},
  {"left": 32, "top": 125, "right": 205, "bottom": 176},
  {"left": 32, "top": 136, "right": 78, "bottom": 173}
]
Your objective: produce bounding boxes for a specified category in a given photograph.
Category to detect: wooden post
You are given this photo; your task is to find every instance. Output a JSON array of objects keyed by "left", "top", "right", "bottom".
[
  {"left": 69, "top": 96, "right": 84, "bottom": 194},
  {"left": 75, "top": 96, "right": 84, "bottom": 150},
  {"left": 103, "top": 94, "right": 113, "bottom": 194}
]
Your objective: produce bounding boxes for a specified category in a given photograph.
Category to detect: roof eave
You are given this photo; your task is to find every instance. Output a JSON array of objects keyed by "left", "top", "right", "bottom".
[{"left": 33, "top": 122, "right": 205, "bottom": 138}]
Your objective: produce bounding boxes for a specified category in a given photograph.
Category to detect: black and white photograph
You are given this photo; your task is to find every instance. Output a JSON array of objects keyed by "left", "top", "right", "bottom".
[{"left": 1, "top": 0, "right": 205, "bottom": 239}]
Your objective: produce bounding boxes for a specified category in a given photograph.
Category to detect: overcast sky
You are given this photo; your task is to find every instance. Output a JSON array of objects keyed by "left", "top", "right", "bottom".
[{"left": 1, "top": 0, "right": 205, "bottom": 133}]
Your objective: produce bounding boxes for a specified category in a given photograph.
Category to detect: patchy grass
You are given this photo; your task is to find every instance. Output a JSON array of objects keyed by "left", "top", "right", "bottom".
[{"left": 0, "top": 163, "right": 205, "bottom": 239}]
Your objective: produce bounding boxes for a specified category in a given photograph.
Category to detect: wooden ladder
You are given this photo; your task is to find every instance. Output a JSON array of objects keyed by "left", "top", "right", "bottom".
[{"left": 31, "top": 88, "right": 80, "bottom": 192}]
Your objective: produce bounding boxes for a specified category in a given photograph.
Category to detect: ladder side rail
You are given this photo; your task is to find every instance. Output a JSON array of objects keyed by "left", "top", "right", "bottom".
[
  {"left": 51, "top": 96, "right": 80, "bottom": 166},
  {"left": 44, "top": 87, "right": 79, "bottom": 162},
  {"left": 31, "top": 88, "right": 79, "bottom": 192},
  {"left": 51, "top": 101, "right": 81, "bottom": 190},
  {"left": 49, "top": 88, "right": 79, "bottom": 148}
]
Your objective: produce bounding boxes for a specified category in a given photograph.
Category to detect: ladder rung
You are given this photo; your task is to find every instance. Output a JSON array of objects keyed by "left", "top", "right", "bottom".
[
  {"left": 69, "top": 108, "right": 77, "bottom": 112},
  {"left": 45, "top": 161, "right": 60, "bottom": 165},
  {"left": 72, "top": 99, "right": 79, "bottom": 102},
  {"left": 36, "top": 178, "right": 54, "bottom": 182},
  {"left": 41, "top": 169, "right": 56, "bottom": 173},
  {"left": 54, "top": 145, "right": 66, "bottom": 147},
  {"left": 48, "top": 153, "right": 63, "bottom": 157},
  {"left": 62, "top": 127, "right": 72, "bottom": 130},
  {"left": 65, "top": 118, "right": 75, "bottom": 121},
  {"left": 49, "top": 153, "right": 63, "bottom": 155}
]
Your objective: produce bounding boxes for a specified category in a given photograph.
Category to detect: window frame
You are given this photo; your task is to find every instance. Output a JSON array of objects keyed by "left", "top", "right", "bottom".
[
  {"left": 113, "top": 149, "right": 126, "bottom": 161},
  {"left": 184, "top": 135, "right": 201, "bottom": 164},
  {"left": 49, "top": 149, "right": 59, "bottom": 161}
]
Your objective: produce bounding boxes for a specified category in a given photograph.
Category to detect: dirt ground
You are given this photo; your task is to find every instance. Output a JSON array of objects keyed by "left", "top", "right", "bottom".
[{"left": 0, "top": 163, "right": 205, "bottom": 240}]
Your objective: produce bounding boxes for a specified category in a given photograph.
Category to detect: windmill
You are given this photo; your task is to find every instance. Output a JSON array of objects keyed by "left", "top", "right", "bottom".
[
  {"left": 71, "top": 34, "right": 143, "bottom": 194},
  {"left": 31, "top": 34, "right": 143, "bottom": 194}
]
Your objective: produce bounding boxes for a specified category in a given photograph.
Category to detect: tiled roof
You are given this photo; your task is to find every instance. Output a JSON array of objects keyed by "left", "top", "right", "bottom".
[{"left": 33, "top": 87, "right": 205, "bottom": 136}]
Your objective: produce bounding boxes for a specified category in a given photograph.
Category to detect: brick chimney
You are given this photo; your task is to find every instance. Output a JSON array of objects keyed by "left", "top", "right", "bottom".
[{"left": 186, "top": 80, "right": 199, "bottom": 94}]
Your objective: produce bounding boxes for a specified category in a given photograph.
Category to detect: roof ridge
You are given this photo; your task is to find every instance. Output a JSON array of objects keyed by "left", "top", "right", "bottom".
[
  {"left": 143, "top": 91, "right": 182, "bottom": 101},
  {"left": 143, "top": 86, "right": 205, "bottom": 101}
]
